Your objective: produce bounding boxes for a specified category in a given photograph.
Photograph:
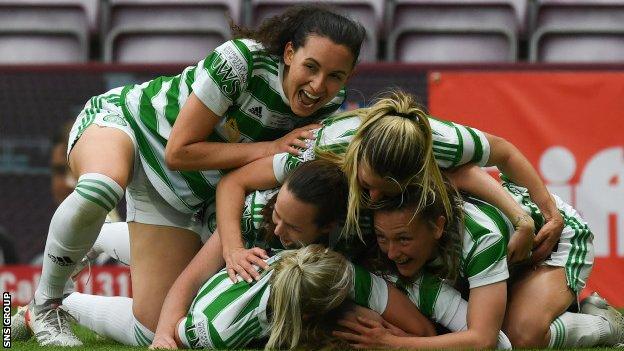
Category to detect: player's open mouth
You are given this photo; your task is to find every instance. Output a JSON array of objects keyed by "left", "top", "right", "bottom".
[
  {"left": 298, "top": 89, "right": 321, "bottom": 108},
  {"left": 394, "top": 258, "right": 411, "bottom": 266}
]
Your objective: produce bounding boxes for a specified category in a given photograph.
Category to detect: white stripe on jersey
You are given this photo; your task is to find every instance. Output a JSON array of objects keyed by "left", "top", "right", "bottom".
[{"left": 153, "top": 79, "right": 174, "bottom": 138}]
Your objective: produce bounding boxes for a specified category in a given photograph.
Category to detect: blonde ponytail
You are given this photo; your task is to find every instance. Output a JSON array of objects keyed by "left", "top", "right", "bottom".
[
  {"left": 319, "top": 91, "right": 453, "bottom": 240},
  {"left": 266, "top": 245, "right": 352, "bottom": 350}
]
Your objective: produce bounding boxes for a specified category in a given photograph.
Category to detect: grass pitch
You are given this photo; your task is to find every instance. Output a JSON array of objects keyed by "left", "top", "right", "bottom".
[{"left": 9, "top": 309, "right": 624, "bottom": 350}]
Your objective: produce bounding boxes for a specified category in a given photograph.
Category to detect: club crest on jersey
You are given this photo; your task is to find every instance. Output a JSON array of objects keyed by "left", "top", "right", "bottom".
[
  {"left": 223, "top": 118, "right": 241, "bottom": 142},
  {"left": 103, "top": 114, "right": 127, "bottom": 126}
]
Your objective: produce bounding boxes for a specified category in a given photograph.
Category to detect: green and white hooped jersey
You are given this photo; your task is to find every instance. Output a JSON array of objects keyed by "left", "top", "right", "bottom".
[
  {"left": 202, "top": 188, "right": 280, "bottom": 249},
  {"left": 393, "top": 273, "right": 512, "bottom": 350},
  {"left": 117, "top": 39, "right": 345, "bottom": 213},
  {"left": 273, "top": 114, "right": 491, "bottom": 183},
  {"left": 458, "top": 196, "right": 513, "bottom": 288},
  {"left": 178, "top": 253, "right": 388, "bottom": 349},
  {"left": 393, "top": 273, "right": 465, "bottom": 330}
]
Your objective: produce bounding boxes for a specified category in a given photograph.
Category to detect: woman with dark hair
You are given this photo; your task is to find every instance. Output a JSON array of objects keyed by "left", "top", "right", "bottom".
[{"left": 17, "top": 5, "right": 366, "bottom": 346}]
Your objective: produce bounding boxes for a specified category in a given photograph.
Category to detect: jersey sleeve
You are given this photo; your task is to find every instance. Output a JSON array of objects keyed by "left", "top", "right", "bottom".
[
  {"left": 272, "top": 115, "right": 360, "bottom": 183},
  {"left": 272, "top": 128, "right": 320, "bottom": 183},
  {"left": 192, "top": 39, "right": 253, "bottom": 117},
  {"left": 350, "top": 264, "right": 389, "bottom": 315},
  {"left": 462, "top": 197, "right": 512, "bottom": 288},
  {"left": 429, "top": 116, "right": 491, "bottom": 169}
]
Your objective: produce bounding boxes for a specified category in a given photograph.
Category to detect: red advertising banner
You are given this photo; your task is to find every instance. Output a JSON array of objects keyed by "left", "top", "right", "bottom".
[
  {"left": 0, "top": 265, "right": 131, "bottom": 306},
  {"left": 429, "top": 71, "right": 624, "bottom": 306}
]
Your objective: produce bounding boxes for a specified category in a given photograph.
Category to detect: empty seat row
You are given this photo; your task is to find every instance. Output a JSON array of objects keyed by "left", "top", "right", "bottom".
[{"left": 1, "top": 0, "right": 624, "bottom": 64}]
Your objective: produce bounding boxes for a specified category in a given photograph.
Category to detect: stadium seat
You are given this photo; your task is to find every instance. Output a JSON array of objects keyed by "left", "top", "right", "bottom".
[
  {"left": 386, "top": 0, "right": 525, "bottom": 63},
  {"left": 0, "top": 0, "right": 94, "bottom": 63},
  {"left": 103, "top": 0, "right": 241, "bottom": 63},
  {"left": 248, "top": 0, "right": 384, "bottom": 62},
  {"left": 529, "top": 0, "right": 624, "bottom": 62}
]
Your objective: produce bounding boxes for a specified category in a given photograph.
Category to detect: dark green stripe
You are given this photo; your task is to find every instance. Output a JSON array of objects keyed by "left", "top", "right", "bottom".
[
  {"left": 75, "top": 188, "right": 112, "bottom": 212},
  {"left": 165, "top": 78, "right": 182, "bottom": 126},
  {"left": 352, "top": 264, "right": 373, "bottom": 308},
  {"left": 252, "top": 54, "right": 278, "bottom": 68},
  {"left": 208, "top": 320, "right": 227, "bottom": 348},
  {"left": 228, "top": 109, "right": 285, "bottom": 141},
  {"left": 418, "top": 273, "right": 442, "bottom": 318},
  {"left": 76, "top": 183, "right": 116, "bottom": 210},
  {"left": 232, "top": 281, "right": 268, "bottom": 325},
  {"left": 247, "top": 75, "right": 292, "bottom": 114},
  {"left": 432, "top": 153, "right": 455, "bottom": 162},
  {"left": 337, "top": 129, "right": 356, "bottom": 138},
  {"left": 225, "top": 317, "right": 260, "bottom": 347},
  {"left": 467, "top": 197, "right": 511, "bottom": 243},
  {"left": 194, "top": 272, "right": 230, "bottom": 303},
  {"left": 466, "top": 126, "right": 484, "bottom": 163},
  {"left": 79, "top": 178, "right": 121, "bottom": 202},
  {"left": 432, "top": 146, "right": 459, "bottom": 156},
  {"left": 466, "top": 239, "right": 506, "bottom": 278},
  {"left": 252, "top": 64, "right": 278, "bottom": 76},
  {"left": 450, "top": 123, "right": 464, "bottom": 167}
]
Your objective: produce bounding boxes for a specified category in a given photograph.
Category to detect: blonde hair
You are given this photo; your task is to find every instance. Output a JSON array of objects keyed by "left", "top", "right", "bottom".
[
  {"left": 318, "top": 90, "right": 453, "bottom": 240},
  {"left": 266, "top": 244, "right": 353, "bottom": 350}
]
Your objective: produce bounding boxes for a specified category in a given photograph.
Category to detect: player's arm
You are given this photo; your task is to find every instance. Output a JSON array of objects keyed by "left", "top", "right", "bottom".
[
  {"left": 446, "top": 164, "right": 535, "bottom": 264},
  {"left": 381, "top": 283, "right": 436, "bottom": 336},
  {"left": 165, "top": 93, "right": 316, "bottom": 171},
  {"left": 484, "top": 133, "right": 563, "bottom": 262},
  {"left": 216, "top": 156, "right": 279, "bottom": 283},
  {"left": 336, "top": 281, "right": 507, "bottom": 349},
  {"left": 152, "top": 231, "right": 225, "bottom": 346}
]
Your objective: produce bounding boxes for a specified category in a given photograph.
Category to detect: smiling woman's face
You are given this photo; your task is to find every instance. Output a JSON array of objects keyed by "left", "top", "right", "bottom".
[
  {"left": 271, "top": 186, "right": 327, "bottom": 249},
  {"left": 374, "top": 208, "right": 444, "bottom": 278},
  {"left": 282, "top": 35, "right": 354, "bottom": 117}
]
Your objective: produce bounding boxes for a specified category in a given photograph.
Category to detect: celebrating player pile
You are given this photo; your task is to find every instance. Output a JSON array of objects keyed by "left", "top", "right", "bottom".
[{"left": 11, "top": 3, "right": 624, "bottom": 350}]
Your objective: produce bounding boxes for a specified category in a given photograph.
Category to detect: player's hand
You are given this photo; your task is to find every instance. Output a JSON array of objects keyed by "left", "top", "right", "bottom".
[
  {"left": 149, "top": 334, "right": 178, "bottom": 349},
  {"left": 531, "top": 211, "right": 564, "bottom": 263},
  {"left": 223, "top": 246, "right": 269, "bottom": 283},
  {"left": 507, "top": 214, "right": 535, "bottom": 264},
  {"left": 333, "top": 316, "right": 396, "bottom": 349},
  {"left": 269, "top": 124, "right": 320, "bottom": 156}
]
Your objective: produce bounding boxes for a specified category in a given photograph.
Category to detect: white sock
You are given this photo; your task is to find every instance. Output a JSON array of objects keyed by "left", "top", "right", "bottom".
[
  {"left": 63, "top": 292, "right": 154, "bottom": 346},
  {"left": 133, "top": 315, "right": 155, "bottom": 346},
  {"left": 93, "top": 222, "right": 131, "bottom": 265},
  {"left": 35, "top": 173, "right": 123, "bottom": 304},
  {"left": 548, "top": 312, "right": 611, "bottom": 348}
]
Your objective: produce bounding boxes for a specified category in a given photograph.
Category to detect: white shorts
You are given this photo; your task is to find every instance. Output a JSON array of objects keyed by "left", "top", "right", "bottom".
[
  {"left": 67, "top": 88, "right": 208, "bottom": 240},
  {"left": 503, "top": 181, "right": 594, "bottom": 293}
]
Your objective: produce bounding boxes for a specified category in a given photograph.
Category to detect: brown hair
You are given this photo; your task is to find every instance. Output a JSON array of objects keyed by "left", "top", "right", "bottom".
[
  {"left": 261, "top": 159, "right": 348, "bottom": 244},
  {"left": 232, "top": 4, "right": 366, "bottom": 67}
]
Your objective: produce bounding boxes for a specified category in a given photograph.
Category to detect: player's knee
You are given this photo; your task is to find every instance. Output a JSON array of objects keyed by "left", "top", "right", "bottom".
[
  {"left": 72, "top": 173, "right": 124, "bottom": 216},
  {"left": 504, "top": 316, "right": 550, "bottom": 348}
]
